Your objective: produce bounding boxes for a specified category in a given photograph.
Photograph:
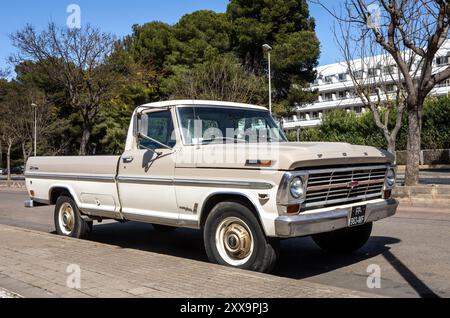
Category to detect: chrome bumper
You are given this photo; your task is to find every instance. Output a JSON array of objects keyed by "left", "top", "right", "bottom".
[
  {"left": 274, "top": 199, "right": 398, "bottom": 238},
  {"left": 24, "top": 200, "right": 34, "bottom": 208}
]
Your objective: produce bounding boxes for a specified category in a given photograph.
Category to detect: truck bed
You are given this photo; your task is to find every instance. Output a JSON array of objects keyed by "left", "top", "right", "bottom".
[{"left": 25, "top": 156, "right": 122, "bottom": 219}]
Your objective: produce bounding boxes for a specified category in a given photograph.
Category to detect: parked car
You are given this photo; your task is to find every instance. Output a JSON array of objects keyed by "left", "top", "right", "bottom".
[
  {"left": 24, "top": 100, "right": 398, "bottom": 273},
  {"left": 2, "top": 166, "right": 24, "bottom": 175}
]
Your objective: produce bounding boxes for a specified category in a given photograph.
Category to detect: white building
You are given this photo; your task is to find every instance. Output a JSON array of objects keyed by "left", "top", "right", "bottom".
[{"left": 282, "top": 41, "right": 450, "bottom": 130}]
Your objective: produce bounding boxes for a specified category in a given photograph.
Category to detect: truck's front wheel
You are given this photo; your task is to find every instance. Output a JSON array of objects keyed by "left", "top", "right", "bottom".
[
  {"left": 312, "top": 222, "right": 373, "bottom": 253},
  {"left": 54, "top": 196, "right": 91, "bottom": 239},
  {"left": 204, "top": 202, "right": 279, "bottom": 273}
]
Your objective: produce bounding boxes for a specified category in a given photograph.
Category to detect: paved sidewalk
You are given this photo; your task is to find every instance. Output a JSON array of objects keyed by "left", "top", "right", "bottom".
[{"left": 0, "top": 224, "right": 377, "bottom": 298}]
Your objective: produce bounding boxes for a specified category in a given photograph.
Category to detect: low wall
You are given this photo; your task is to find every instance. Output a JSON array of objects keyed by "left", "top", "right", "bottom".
[
  {"left": 394, "top": 185, "right": 450, "bottom": 205},
  {"left": 0, "top": 180, "right": 26, "bottom": 189},
  {"left": 396, "top": 149, "right": 450, "bottom": 165}
]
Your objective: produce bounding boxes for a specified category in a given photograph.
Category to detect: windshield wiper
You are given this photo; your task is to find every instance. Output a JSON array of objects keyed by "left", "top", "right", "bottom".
[{"left": 201, "top": 137, "right": 247, "bottom": 144}]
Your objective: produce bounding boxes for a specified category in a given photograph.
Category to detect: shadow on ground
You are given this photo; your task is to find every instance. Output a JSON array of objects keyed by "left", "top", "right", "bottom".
[{"left": 80, "top": 220, "right": 440, "bottom": 298}]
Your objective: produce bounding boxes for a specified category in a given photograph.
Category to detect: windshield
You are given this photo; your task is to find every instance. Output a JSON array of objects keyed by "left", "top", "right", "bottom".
[{"left": 177, "top": 106, "right": 287, "bottom": 145}]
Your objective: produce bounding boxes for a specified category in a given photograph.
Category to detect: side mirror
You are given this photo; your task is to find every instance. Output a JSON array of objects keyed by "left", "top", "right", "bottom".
[
  {"left": 133, "top": 113, "right": 148, "bottom": 138},
  {"left": 133, "top": 113, "right": 140, "bottom": 138}
]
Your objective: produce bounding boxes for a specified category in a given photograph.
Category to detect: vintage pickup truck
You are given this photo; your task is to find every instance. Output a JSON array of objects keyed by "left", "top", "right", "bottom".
[{"left": 24, "top": 100, "right": 398, "bottom": 273}]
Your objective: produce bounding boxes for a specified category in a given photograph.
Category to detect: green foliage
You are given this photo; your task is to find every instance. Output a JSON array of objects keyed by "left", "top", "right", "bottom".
[
  {"left": 168, "top": 54, "right": 266, "bottom": 104},
  {"left": 292, "top": 100, "right": 449, "bottom": 151},
  {"left": 226, "top": 0, "right": 319, "bottom": 114},
  {"left": 423, "top": 96, "right": 450, "bottom": 149}
]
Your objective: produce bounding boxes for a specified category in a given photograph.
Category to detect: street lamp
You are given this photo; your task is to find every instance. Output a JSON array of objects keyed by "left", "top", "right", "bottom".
[
  {"left": 262, "top": 44, "right": 273, "bottom": 114},
  {"left": 31, "top": 103, "right": 37, "bottom": 157}
]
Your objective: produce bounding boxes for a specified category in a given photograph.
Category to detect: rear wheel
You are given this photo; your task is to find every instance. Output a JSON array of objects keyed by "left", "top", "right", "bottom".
[
  {"left": 312, "top": 222, "right": 373, "bottom": 253},
  {"left": 204, "top": 202, "right": 279, "bottom": 273},
  {"left": 54, "top": 196, "right": 91, "bottom": 239}
]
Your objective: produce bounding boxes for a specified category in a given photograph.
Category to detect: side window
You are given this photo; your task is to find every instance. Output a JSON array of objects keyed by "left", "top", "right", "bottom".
[{"left": 139, "top": 111, "right": 176, "bottom": 149}]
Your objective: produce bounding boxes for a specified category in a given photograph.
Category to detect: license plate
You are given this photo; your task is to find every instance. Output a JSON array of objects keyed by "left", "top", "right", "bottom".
[{"left": 349, "top": 205, "right": 367, "bottom": 227}]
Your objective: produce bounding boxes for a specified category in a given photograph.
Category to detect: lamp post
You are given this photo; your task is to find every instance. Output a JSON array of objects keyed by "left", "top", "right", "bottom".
[
  {"left": 31, "top": 103, "right": 37, "bottom": 157},
  {"left": 262, "top": 44, "right": 273, "bottom": 114}
]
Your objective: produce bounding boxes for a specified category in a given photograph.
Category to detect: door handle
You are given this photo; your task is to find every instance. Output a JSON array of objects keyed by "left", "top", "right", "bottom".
[{"left": 122, "top": 156, "right": 134, "bottom": 163}]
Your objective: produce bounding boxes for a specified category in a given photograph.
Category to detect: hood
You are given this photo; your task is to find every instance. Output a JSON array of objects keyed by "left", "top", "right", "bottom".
[{"left": 178, "top": 142, "right": 394, "bottom": 170}]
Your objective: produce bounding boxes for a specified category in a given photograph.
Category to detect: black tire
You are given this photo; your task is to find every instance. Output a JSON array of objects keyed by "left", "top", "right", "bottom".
[
  {"left": 152, "top": 224, "right": 176, "bottom": 232},
  {"left": 54, "top": 196, "right": 91, "bottom": 239},
  {"left": 203, "top": 201, "right": 279, "bottom": 273},
  {"left": 312, "top": 222, "right": 373, "bottom": 253}
]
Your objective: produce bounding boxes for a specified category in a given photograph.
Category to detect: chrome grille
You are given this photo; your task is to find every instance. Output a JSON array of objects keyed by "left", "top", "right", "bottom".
[{"left": 304, "top": 165, "right": 387, "bottom": 209}]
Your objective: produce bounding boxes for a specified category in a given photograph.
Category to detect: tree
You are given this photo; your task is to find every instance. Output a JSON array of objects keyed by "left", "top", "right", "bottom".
[
  {"left": 10, "top": 23, "right": 118, "bottom": 155},
  {"left": 170, "top": 10, "right": 232, "bottom": 67},
  {"left": 168, "top": 54, "right": 266, "bottom": 104},
  {"left": 0, "top": 81, "right": 17, "bottom": 182},
  {"left": 318, "top": 0, "right": 450, "bottom": 185},
  {"left": 227, "top": 0, "right": 320, "bottom": 114},
  {"left": 334, "top": 17, "right": 407, "bottom": 156}
]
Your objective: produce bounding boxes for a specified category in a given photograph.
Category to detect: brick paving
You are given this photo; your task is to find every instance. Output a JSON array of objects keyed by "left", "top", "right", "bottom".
[{"left": 0, "top": 224, "right": 377, "bottom": 298}]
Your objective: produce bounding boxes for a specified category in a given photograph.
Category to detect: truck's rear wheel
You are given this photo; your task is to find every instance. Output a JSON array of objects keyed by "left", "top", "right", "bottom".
[
  {"left": 204, "top": 202, "right": 279, "bottom": 273},
  {"left": 312, "top": 222, "right": 373, "bottom": 253},
  {"left": 54, "top": 196, "right": 91, "bottom": 239}
]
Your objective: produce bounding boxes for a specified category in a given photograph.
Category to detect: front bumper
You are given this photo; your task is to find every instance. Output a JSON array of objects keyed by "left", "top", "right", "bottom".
[{"left": 274, "top": 199, "right": 398, "bottom": 238}]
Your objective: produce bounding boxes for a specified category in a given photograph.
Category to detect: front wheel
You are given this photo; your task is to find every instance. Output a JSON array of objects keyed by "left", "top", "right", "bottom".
[
  {"left": 312, "top": 222, "right": 373, "bottom": 253},
  {"left": 203, "top": 202, "right": 279, "bottom": 273},
  {"left": 54, "top": 196, "right": 91, "bottom": 239}
]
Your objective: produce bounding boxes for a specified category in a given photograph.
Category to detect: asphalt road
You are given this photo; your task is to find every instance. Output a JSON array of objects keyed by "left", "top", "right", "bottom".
[{"left": 1, "top": 190, "right": 449, "bottom": 298}]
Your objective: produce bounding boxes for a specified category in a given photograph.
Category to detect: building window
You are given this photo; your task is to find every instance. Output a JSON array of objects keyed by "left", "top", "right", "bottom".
[
  {"left": 324, "top": 92, "right": 333, "bottom": 101},
  {"left": 337, "top": 73, "right": 347, "bottom": 82},
  {"left": 324, "top": 76, "right": 333, "bottom": 84},
  {"left": 368, "top": 68, "right": 378, "bottom": 77},
  {"left": 436, "top": 56, "right": 449, "bottom": 66},
  {"left": 386, "top": 84, "right": 396, "bottom": 93},
  {"left": 436, "top": 79, "right": 450, "bottom": 87},
  {"left": 383, "top": 65, "right": 396, "bottom": 75},
  {"left": 354, "top": 70, "right": 364, "bottom": 80},
  {"left": 337, "top": 91, "right": 347, "bottom": 100},
  {"left": 311, "top": 112, "right": 319, "bottom": 119}
]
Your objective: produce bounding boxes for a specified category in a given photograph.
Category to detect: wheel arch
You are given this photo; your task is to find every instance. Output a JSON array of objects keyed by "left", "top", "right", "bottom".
[
  {"left": 48, "top": 185, "right": 78, "bottom": 205},
  {"left": 199, "top": 191, "right": 267, "bottom": 236}
]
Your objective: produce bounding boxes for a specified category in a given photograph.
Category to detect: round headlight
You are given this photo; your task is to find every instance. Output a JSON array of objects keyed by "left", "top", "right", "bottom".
[
  {"left": 386, "top": 169, "right": 396, "bottom": 187},
  {"left": 290, "top": 177, "right": 304, "bottom": 199}
]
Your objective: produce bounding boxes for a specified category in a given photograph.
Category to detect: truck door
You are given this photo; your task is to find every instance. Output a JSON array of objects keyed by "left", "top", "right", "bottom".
[{"left": 117, "top": 109, "right": 179, "bottom": 226}]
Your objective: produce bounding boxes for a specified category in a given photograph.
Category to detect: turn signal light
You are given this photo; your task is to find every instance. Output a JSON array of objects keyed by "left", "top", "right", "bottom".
[
  {"left": 246, "top": 160, "right": 274, "bottom": 167},
  {"left": 29, "top": 190, "right": 35, "bottom": 197},
  {"left": 286, "top": 204, "right": 300, "bottom": 214},
  {"left": 383, "top": 190, "right": 392, "bottom": 199}
]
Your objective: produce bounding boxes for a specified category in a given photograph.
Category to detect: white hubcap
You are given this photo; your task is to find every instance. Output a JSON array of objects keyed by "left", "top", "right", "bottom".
[
  {"left": 58, "top": 203, "right": 75, "bottom": 235},
  {"left": 215, "top": 217, "right": 254, "bottom": 266}
]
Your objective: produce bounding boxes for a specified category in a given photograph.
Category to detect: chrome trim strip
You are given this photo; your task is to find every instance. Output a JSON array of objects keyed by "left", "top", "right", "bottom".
[
  {"left": 175, "top": 179, "right": 274, "bottom": 189},
  {"left": 26, "top": 172, "right": 274, "bottom": 190},
  {"left": 307, "top": 178, "right": 385, "bottom": 192},
  {"left": 304, "top": 192, "right": 382, "bottom": 208},
  {"left": 118, "top": 176, "right": 274, "bottom": 189},
  {"left": 302, "top": 164, "right": 389, "bottom": 175},
  {"left": 117, "top": 176, "right": 173, "bottom": 185},
  {"left": 25, "top": 172, "right": 116, "bottom": 183}
]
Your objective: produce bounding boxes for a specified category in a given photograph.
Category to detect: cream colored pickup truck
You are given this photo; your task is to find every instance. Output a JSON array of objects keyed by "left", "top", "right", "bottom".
[{"left": 25, "top": 100, "right": 398, "bottom": 273}]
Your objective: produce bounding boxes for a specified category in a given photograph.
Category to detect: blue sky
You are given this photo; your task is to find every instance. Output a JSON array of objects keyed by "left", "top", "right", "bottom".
[{"left": 0, "top": 0, "right": 340, "bottom": 73}]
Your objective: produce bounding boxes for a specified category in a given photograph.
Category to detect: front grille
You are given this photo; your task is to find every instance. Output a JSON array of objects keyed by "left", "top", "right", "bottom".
[{"left": 304, "top": 165, "right": 387, "bottom": 209}]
